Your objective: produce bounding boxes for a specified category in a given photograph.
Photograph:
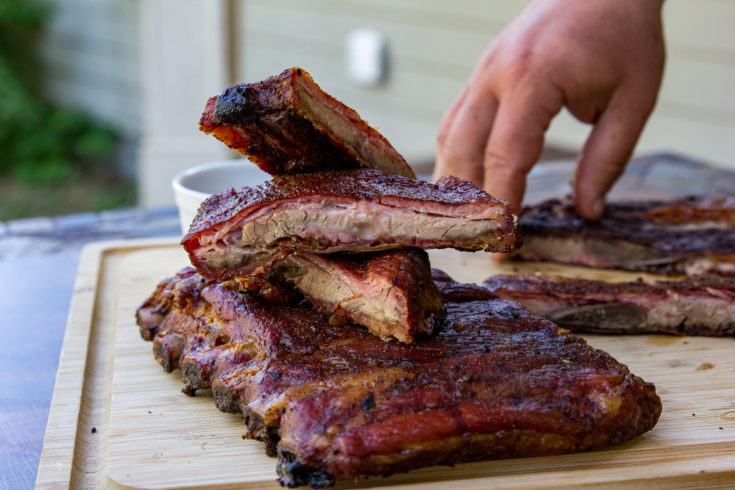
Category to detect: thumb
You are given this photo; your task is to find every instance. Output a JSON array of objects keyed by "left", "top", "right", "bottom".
[{"left": 574, "top": 99, "right": 649, "bottom": 220}]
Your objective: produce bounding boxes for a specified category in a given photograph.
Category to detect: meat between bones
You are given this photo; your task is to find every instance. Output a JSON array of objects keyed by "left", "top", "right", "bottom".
[{"left": 274, "top": 249, "right": 444, "bottom": 343}]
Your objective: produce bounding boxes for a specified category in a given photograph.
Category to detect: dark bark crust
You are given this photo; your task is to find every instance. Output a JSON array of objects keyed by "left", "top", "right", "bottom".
[
  {"left": 136, "top": 267, "right": 661, "bottom": 488},
  {"left": 515, "top": 196, "right": 735, "bottom": 275}
]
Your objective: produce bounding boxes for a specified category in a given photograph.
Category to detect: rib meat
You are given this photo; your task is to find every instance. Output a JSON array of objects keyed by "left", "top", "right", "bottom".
[
  {"left": 137, "top": 268, "right": 661, "bottom": 488},
  {"left": 514, "top": 196, "right": 735, "bottom": 275},
  {"left": 182, "top": 168, "right": 520, "bottom": 281},
  {"left": 199, "top": 67, "right": 415, "bottom": 178},
  {"left": 274, "top": 249, "right": 444, "bottom": 343},
  {"left": 484, "top": 273, "right": 735, "bottom": 336}
]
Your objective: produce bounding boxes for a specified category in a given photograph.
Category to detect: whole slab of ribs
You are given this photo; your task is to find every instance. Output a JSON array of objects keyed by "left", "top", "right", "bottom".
[
  {"left": 136, "top": 268, "right": 661, "bottom": 488},
  {"left": 514, "top": 196, "right": 735, "bottom": 275},
  {"left": 484, "top": 273, "right": 735, "bottom": 336}
]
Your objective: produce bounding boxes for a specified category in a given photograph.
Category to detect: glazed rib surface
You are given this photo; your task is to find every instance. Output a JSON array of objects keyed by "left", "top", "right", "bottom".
[{"left": 137, "top": 268, "right": 661, "bottom": 487}]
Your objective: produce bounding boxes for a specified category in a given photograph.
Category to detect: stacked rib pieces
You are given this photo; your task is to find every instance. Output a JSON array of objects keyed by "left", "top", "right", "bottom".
[
  {"left": 137, "top": 68, "right": 661, "bottom": 487},
  {"left": 189, "top": 67, "right": 519, "bottom": 342}
]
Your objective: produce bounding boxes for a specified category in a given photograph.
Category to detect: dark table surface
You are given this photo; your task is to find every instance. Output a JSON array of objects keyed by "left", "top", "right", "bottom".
[
  {"left": 2, "top": 153, "right": 735, "bottom": 489},
  {"left": 0, "top": 207, "right": 181, "bottom": 490}
]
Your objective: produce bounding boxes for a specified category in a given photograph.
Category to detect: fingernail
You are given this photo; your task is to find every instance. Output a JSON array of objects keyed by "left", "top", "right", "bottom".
[{"left": 592, "top": 198, "right": 605, "bottom": 219}]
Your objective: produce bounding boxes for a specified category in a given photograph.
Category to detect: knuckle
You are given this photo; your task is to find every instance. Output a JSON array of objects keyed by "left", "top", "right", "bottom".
[
  {"left": 436, "top": 146, "right": 464, "bottom": 176},
  {"left": 483, "top": 145, "right": 511, "bottom": 171},
  {"left": 436, "top": 128, "right": 450, "bottom": 148}
]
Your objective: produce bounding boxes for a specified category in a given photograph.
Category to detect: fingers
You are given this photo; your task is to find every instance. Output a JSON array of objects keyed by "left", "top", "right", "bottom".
[
  {"left": 482, "top": 87, "right": 562, "bottom": 213},
  {"left": 437, "top": 75, "right": 562, "bottom": 215},
  {"left": 573, "top": 96, "right": 650, "bottom": 220},
  {"left": 435, "top": 71, "right": 499, "bottom": 187}
]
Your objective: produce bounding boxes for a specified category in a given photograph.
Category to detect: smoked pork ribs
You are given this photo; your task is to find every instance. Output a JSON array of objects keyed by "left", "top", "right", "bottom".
[
  {"left": 514, "top": 196, "right": 735, "bottom": 275},
  {"left": 484, "top": 273, "right": 735, "bottom": 336},
  {"left": 182, "top": 168, "right": 520, "bottom": 282},
  {"left": 180, "top": 169, "right": 517, "bottom": 341},
  {"left": 199, "top": 67, "right": 415, "bottom": 178},
  {"left": 225, "top": 248, "right": 446, "bottom": 343},
  {"left": 194, "top": 69, "right": 521, "bottom": 342},
  {"left": 274, "top": 249, "right": 444, "bottom": 343},
  {"left": 137, "top": 268, "right": 661, "bottom": 488}
]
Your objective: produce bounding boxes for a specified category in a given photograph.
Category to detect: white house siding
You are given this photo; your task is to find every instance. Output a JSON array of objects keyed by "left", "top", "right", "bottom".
[
  {"left": 40, "top": 0, "right": 141, "bottom": 175},
  {"left": 233, "top": 0, "right": 526, "bottom": 172},
  {"left": 235, "top": 0, "right": 735, "bottom": 170},
  {"left": 38, "top": 0, "right": 735, "bottom": 206}
]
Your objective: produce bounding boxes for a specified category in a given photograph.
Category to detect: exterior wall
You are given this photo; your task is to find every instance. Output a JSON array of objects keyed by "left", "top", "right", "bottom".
[
  {"left": 135, "top": 0, "right": 233, "bottom": 208},
  {"left": 235, "top": 0, "right": 735, "bottom": 170},
  {"left": 40, "top": 0, "right": 142, "bottom": 175},
  {"left": 40, "top": 0, "right": 234, "bottom": 206},
  {"left": 233, "top": 0, "right": 526, "bottom": 172},
  {"left": 39, "top": 0, "right": 735, "bottom": 207}
]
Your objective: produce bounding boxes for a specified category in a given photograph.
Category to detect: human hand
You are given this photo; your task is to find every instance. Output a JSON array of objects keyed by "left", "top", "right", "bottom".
[{"left": 434, "top": 0, "right": 665, "bottom": 219}]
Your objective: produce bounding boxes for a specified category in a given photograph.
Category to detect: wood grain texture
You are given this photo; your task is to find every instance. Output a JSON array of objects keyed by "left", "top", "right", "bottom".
[
  {"left": 34, "top": 243, "right": 102, "bottom": 489},
  {"left": 38, "top": 239, "right": 735, "bottom": 488}
]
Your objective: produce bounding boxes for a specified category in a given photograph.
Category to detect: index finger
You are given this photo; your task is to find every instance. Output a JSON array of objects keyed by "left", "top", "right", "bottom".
[
  {"left": 435, "top": 70, "right": 500, "bottom": 187},
  {"left": 482, "top": 86, "right": 563, "bottom": 213}
]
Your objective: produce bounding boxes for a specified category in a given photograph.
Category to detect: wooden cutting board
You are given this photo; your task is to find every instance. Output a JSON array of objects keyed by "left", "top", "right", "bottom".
[{"left": 36, "top": 239, "right": 735, "bottom": 489}]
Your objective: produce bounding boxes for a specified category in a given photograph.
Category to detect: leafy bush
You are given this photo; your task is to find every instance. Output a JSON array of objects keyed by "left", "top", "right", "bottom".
[{"left": 0, "top": 0, "right": 118, "bottom": 185}]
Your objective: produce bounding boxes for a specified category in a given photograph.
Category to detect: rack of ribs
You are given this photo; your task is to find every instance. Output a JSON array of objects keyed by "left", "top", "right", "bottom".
[
  {"left": 199, "top": 67, "right": 415, "bottom": 178},
  {"left": 484, "top": 273, "right": 735, "bottom": 336},
  {"left": 182, "top": 168, "right": 520, "bottom": 282},
  {"left": 514, "top": 196, "right": 735, "bottom": 275},
  {"left": 136, "top": 268, "right": 661, "bottom": 488}
]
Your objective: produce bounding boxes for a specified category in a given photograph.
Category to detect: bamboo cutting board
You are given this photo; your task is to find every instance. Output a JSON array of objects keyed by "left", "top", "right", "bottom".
[{"left": 36, "top": 239, "right": 735, "bottom": 489}]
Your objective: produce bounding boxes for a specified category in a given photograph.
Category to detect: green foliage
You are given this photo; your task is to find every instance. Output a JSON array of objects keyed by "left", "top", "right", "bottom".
[
  {"left": 0, "top": 0, "right": 49, "bottom": 92},
  {"left": 3, "top": 103, "right": 118, "bottom": 184},
  {"left": 0, "top": 0, "right": 119, "bottom": 185},
  {"left": 0, "top": 175, "right": 136, "bottom": 221}
]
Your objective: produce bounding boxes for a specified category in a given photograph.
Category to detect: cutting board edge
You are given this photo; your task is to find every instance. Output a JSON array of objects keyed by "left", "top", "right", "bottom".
[{"left": 34, "top": 238, "right": 182, "bottom": 489}]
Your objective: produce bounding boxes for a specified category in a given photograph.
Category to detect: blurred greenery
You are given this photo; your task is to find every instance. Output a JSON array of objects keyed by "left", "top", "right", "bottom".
[
  {"left": 0, "top": 175, "right": 135, "bottom": 221},
  {"left": 0, "top": 0, "right": 135, "bottom": 219}
]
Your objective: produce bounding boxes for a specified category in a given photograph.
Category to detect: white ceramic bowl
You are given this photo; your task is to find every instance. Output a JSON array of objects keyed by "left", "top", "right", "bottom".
[{"left": 172, "top": 159, "right": 269, "bottom": 234}]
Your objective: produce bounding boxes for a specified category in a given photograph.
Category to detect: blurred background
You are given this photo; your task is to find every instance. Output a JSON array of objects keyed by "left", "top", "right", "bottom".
[{"left": 2, "top": 0, "right": 734, "bottom": 219}]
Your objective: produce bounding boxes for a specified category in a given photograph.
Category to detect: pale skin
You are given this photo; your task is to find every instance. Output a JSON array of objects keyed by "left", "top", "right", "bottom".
[{"left": 434, "top": 0, "right": 666, "bottom": 220}]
